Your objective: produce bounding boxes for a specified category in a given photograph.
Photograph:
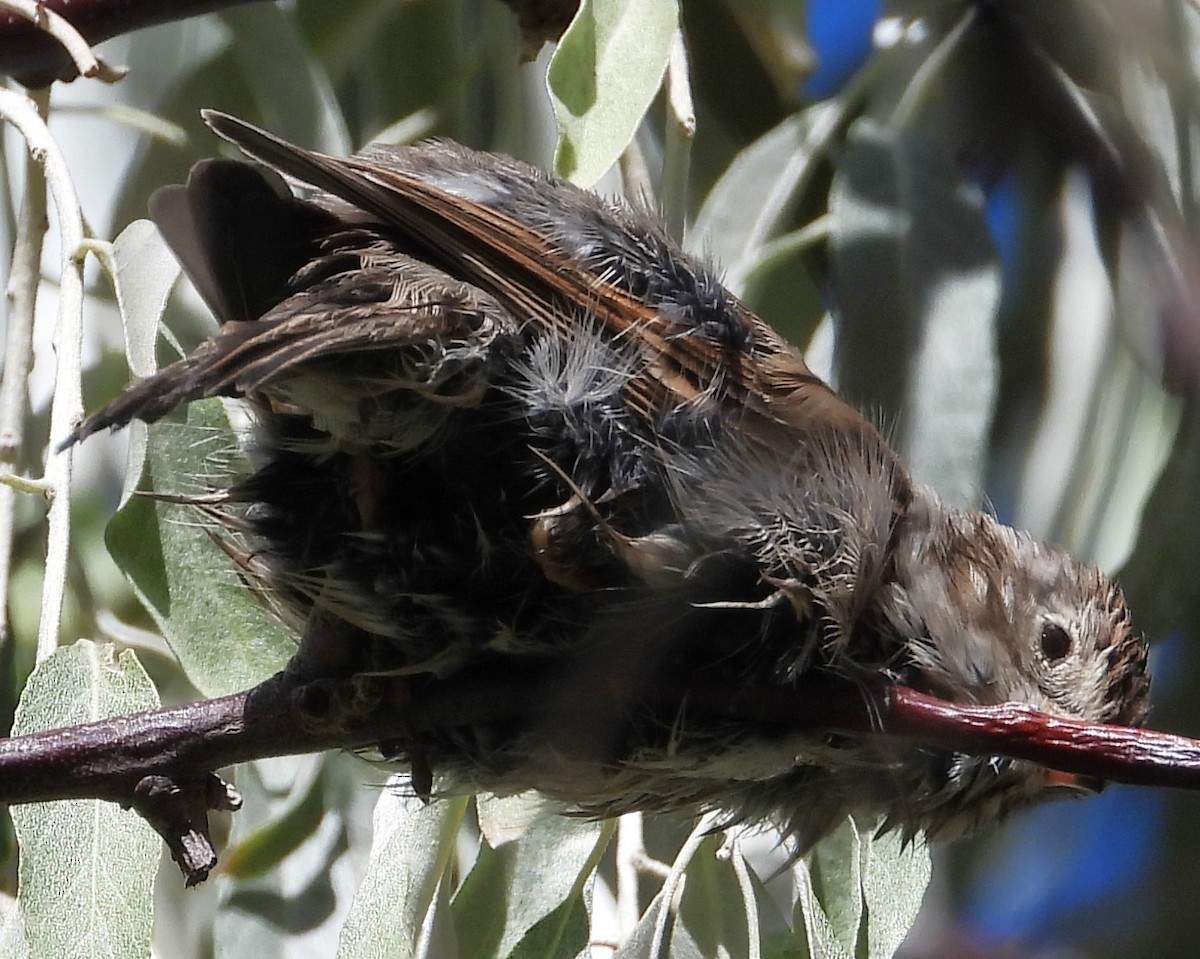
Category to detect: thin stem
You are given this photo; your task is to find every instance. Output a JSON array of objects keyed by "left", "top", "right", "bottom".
[
  {"left": 618, "top": 137, "right": 656, "bottom": 210},
  {"left": 728, "top": 841, "right": 762, "bottom": 959},
  {"left": 0, "top": 0, "right": 265, "bottom": 85},
  {"left": 660, "top": 28, "right": 695, "bottom": 241},
  {"left": 0, "top": 0, "right": 125, "bottom": 80},
  {"left": 615, "top": 812, "right": 644, "bottom": 938},
  {"left": 0, "top": 88, "right": 88, "bottom": 663},
  {"left": 0, "top": 86, "right": 49, "bottom": 659},
  {"left": 888, "top": 5, "right": 978, "bottom": 131},
  {"left": 649, "top": 811, "right": 721, "bottom": 959},
  {"left": 54, "top": 103, "right": 188, "bottom": 146},
  {"left": 0, "top": 474, "right": 54, "bottom": 495}
]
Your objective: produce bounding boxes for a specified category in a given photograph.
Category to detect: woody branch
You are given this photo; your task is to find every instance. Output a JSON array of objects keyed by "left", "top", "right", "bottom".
[
  {"left": 1, "top": 662, "right": 1200, "bottom": 884},
  {"left": 0, "top": 0, "right": 581, "bottom": 86}
]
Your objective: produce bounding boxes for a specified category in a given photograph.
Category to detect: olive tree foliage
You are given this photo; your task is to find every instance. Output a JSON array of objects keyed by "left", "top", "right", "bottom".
[{"left": 0, "top": 1, "right": 1198, "bottom": 957}]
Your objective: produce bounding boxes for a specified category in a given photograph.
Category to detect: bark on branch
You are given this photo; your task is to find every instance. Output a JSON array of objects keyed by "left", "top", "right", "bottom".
[
  {"left": 0, "top": 0, "right": 264, "bottom": 86},
  {"left": 0, "top": 0, "right": 582, "bottom": 86}
]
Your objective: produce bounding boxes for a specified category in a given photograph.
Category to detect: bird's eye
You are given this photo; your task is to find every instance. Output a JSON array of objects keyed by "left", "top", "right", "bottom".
[{"left": 1040, "top": 622, "right": 1072, "bottom": 662}]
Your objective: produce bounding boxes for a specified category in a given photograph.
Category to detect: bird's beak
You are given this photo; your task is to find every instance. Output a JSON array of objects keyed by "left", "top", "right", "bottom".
[{"left": 1042, "top": 768, "right": 1106, "bottom": 795}]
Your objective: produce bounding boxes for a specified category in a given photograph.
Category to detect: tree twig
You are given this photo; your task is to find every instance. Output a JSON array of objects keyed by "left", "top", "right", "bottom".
[
  {"left": 0, "top": 0, "right": 126, "bottom": 82},
  {"left": 0, "top": 0, "right": 264, "bottom": 86},
  {"left": 0, "top": 87, "right": 88, "bottom": 663},
  {"left": 0, "top": 86, "right": 49, "bottom": 661},
  {"left": 0, "top": 0, "right": 583, "bottom": 86}
]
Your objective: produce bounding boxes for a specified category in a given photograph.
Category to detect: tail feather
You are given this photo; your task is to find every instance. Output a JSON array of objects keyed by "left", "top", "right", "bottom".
[
  {"left": 66, "top": 147, "right": 338, "bottom": 448},
  {"left": 149, "top": 158, "right": 334, "bottom": 326},
  {"left": 65, "top": 323, "right": 265, "bottom": 444}
]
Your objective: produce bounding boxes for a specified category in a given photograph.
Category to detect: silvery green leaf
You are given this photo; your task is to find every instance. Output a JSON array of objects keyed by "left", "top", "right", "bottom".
[
  {"left": 786, "top": 818, "right": 930, "bottom": 959},
  {"left": 106, "top": 399, "right": 294, "bottom": 697},
  {"left": 336, "top": 793, "right": 467, "bottom": 959},
  {"left": 111, "top": 218, "right": 181, "bottom": 379},
  {"left": 691, "top": 104, "right": 840, "bottom": 295},
  {"left": 614, "top": 829, "right": 790, "bottom": 959},
  {"left": 109, "top": 218, "right": 181, "bottom": 502},
  {"left": 859, "top": 828, "right": 931, "bottom": 959},
  {"left": 829, "top": 118, "right": 999, "bottom": 505},
  {"left": 792, "top": 851, "right": 853, "bottom": 959},
  {"left": 452, "top": 806, "right": 609, "bottom": 959},
  {"left": 506, "top": 897, "right": 591, "bottom": 959},
  {"left": 476, "top": 792, "right": 561, "bottom": 847},
  {"left": 214, "top": 755, "right": 377, "bottom": 958},
  {"left": 547, "top": 0, "right": 678, "bottom": 186},
  {"left": 806, "top": 819, "right": 863, "bottom": 956},
  {"left": 8, "top": 642, "right": 160, "bottom": 959},
  {"left": 613, "top": 895, "right": 706, "bottom": 959},
  {"left": 0, "top": 905, "right": 29, "bottom": 959},
  {"left": 676, "top": 835, "right": 790, "bottom": 959}
]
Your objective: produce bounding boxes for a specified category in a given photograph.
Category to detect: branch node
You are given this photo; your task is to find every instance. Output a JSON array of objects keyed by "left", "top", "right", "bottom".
[
  {"left": 131, "top": 773, "right": 219, "bottom": 885},
  {"left": 290, "top": 673, "right": 386, "bottom": 734}
]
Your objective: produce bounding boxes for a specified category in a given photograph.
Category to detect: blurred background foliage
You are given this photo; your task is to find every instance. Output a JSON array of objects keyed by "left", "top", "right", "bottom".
[{"left": 2, "top": 0, "right": 1200, "bottom": 956}]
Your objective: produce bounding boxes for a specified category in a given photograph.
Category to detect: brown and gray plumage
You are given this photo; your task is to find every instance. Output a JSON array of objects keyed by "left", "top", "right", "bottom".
[{"left": 71, "top": 111, "right": 1151, "bottom": 848}]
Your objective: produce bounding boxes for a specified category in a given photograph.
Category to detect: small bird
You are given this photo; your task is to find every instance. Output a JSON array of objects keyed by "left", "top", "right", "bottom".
[{"left": 71, "top": 111, "right": 1151, "bottom": 848}]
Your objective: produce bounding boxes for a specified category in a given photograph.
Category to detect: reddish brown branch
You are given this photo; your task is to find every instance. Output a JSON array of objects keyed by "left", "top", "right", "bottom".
[
  {"left": 0, "top": 0, "right": 266, "bottom": 86},
  {"left": 673, "top": 677, "right": 1200, "bottom": 789},
  {"left": 0, "top": 0, "right": 581, "bottom": 86},
  {"left": 879, "top": 685, "right": 1200, "bottom": 789}
]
